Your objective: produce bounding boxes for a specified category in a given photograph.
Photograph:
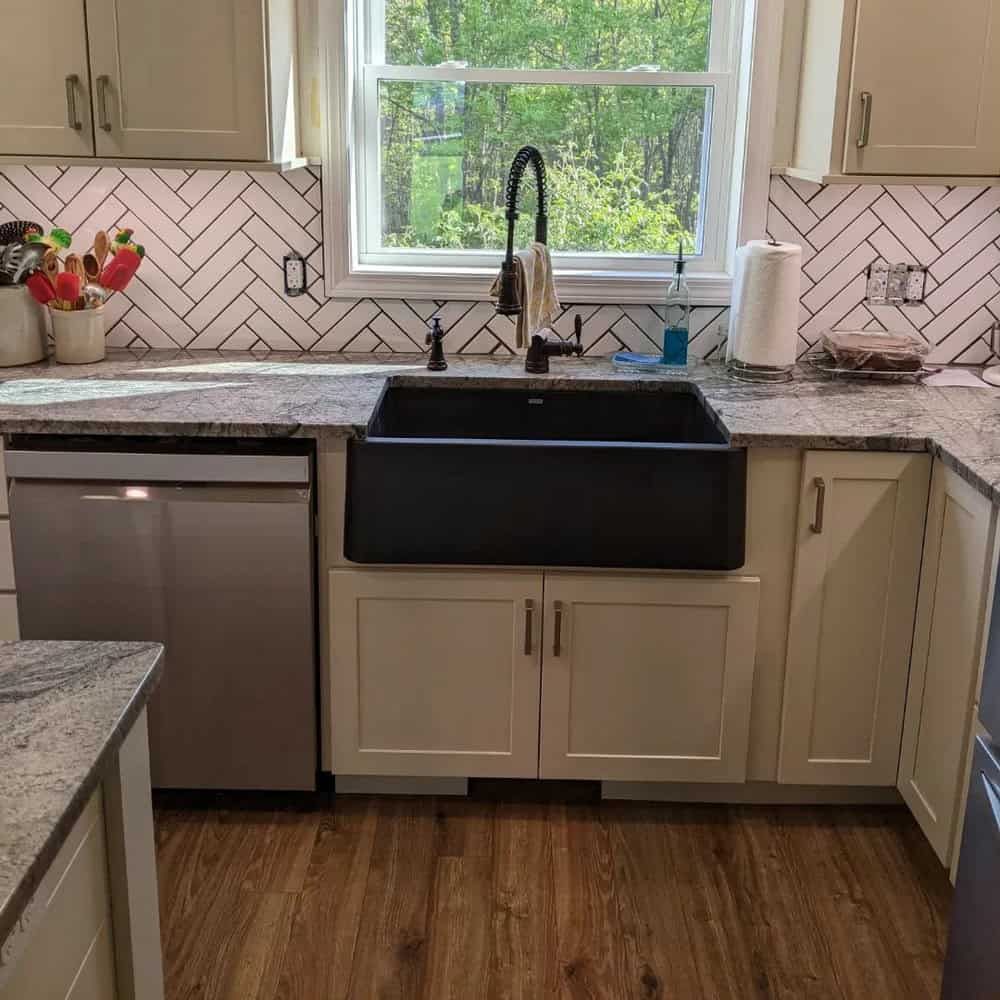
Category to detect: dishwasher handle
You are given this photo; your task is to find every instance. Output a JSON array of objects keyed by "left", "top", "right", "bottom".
[
  {"left": 72, "top": 483, "right": 311, "bottom": 504},
  {"left": 5, "top": 449, "right": 310, "bottom": 485}
]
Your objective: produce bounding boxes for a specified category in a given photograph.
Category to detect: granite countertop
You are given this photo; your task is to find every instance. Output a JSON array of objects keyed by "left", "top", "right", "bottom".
[
  {"left": 0, "top": 348, "right": 996, "bottom": 502},
  {"left": 0, "top": 641, "right": 164, "bottom": 953}
]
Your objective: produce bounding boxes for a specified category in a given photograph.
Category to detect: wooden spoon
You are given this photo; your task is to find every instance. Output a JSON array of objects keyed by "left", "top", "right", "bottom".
[
  {"left": 64, "top": 253, "right": 86, "bottom": 283},
  {"left": 93, "top": 230, "right": 110, "bottom": 269},
  {"left": 82, "top": 252, "right": 100, "bottom": 283}
]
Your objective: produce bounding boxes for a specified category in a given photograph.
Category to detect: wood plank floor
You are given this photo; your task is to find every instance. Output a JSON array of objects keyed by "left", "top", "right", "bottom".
[{"left": 153, "top": 796, "right": 952, "bottom": 1000}]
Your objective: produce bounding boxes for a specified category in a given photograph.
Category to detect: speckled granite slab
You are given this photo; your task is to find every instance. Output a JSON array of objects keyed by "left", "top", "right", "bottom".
[
  {"left": 0, "top": 641, "right": 164, "bottom": 949},
  {"left": 0, "top": 348, "right": 997, "bottom": 503}
]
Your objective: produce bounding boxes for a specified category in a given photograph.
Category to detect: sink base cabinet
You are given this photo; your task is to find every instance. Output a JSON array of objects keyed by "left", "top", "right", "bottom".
[
  {"left": 329, "top": 569, "right": 543, "bottom": 778},
  {"left": 539, "top": 574, "right": 760, "bottom": 783},
  {"left": 328, "top": 568, "right": 761, "bottom": 783}
]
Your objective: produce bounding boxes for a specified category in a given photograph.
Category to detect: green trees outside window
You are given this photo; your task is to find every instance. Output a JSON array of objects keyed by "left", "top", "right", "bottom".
[{"left": 378, "top": 0, "right": 714, "bottom": 256}]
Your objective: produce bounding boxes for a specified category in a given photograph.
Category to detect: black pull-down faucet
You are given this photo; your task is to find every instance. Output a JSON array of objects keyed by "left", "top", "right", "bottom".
[{"left": 493, "top": 145, "right": 583, "bottom": 372}]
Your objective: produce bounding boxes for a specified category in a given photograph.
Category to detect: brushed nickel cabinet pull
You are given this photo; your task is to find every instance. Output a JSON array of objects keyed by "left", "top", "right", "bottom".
[
  {"left": 65, "top": 75, "right": 82, "bottom": 130},
  {"left": 553, "top": 600, "right": 564, "bottom": 657},
  {"left": 857, "top": 91, "right": 873, "bottom": 148},
  {"left": 96, "top": 75, "right": 112, "bottom": 132},
  {"left": 811, "top": 477, "right": 826, "bottom": 534},
  {"left": 523, "top": 599, "right": 534, "bottom": 655}
]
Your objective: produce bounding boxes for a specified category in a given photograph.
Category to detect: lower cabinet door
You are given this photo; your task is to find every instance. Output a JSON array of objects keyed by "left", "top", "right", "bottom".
[
  {"left": 0, "top": 790, "right": 117, "bottom": 1000},
  {"left": 778, "top": 451, "right": 930, "bottom": 785},
  {"left": 538, "top": 573, "right": 760, "bottom": 782},
  {"left": 899, "top": 460, "right": 996, "bottom": 865},
  {"left": 329, "top": 569, "right": 543, "bottom": 778}
]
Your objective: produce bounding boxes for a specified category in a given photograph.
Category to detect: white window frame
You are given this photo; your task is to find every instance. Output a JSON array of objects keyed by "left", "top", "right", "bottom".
[{"left": 320, "top": 0, "right": 780, "bottom": 303}]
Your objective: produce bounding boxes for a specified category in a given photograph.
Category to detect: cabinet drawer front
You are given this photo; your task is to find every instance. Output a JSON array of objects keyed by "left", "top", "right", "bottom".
[
  {"left": 0, "top": 789, "right": 116, "bottom": 1000},
  {"left": 779, "top": 451, "right": 930, "bottom": 785},
  {"left": 329, "top": 569, "right": 544, "bottom": 778},
  {"left": 539, "top": 574, "right": 760, "bottom": 783}
]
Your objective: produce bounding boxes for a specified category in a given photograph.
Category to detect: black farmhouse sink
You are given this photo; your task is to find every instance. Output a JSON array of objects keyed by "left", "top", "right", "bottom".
[{"left": 345, "top": 384, "right": 746, "bottom": 570}]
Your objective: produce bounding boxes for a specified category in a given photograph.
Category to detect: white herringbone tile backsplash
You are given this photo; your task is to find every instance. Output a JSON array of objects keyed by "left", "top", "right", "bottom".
[
  {"left": 770, "top": 175, "right": 1000, "bottom": 364},
  {"left": 0, "top": 165, "right": 997, "bottom": 363}
]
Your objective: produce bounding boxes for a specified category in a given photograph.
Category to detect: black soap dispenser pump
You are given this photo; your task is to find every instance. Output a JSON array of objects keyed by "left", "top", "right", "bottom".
[{"left": 426, "top": 317, "right": 447, "bottom": 371}]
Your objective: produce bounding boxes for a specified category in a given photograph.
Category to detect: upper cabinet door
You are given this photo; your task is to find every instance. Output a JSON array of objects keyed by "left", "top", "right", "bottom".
[
  {"left": 779, "top": 451, "right": 930, "bottom": 785},
  {"left": 844, "top": 0, "right": 1000, "bottom": 175},
  {"left": 0, "top": 4, "right": 94, "bottom": 156},
  {"left": 84, "top": 0, "right": 269, "bottom": 160}
]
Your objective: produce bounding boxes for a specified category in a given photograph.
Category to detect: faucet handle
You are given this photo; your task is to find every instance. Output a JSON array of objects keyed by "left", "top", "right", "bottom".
[{"left": 425, "top": 317, "right": 447, "bottom": 371}]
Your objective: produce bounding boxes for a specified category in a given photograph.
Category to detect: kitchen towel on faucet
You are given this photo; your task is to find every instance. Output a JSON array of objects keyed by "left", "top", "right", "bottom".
[
  {"left": 489, "top": 241, "right": 560, "bottom": 349},
  {"left": 727, "top": 240, "right": 802, "bottom": 368}
]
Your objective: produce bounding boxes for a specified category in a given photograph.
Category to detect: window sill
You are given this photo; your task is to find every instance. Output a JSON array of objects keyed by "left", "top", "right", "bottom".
[{"left": 327, "top": 265, "right": 733, "bottom": 305}]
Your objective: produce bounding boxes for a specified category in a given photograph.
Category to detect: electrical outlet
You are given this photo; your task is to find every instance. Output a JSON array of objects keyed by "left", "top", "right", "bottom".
[
  {"left": 904, "top": 266, "right": 927, "bottom": 305},
  {"left": 866, "top": 262, "right": 889, "bottom": 304},
  {"left": 283, "top": 250, "right": 306, "bottom": 297}
]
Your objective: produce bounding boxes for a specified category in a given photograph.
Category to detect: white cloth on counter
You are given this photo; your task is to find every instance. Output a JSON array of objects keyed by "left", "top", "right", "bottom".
[
  {"left": 924, "top": 367, "right": 997, "bottom": 388},
  {"left": 727, "top": 240, "right": 802, "bottom": 368},
  {"left": 489, "top": 241, "right": 560, "bottom": 349}
]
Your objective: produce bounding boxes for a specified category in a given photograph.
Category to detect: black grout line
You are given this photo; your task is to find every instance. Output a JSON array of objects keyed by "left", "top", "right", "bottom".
[
  {"left": 766, "top": 200, "right": 818, "bottom": 256},
  {"left": 241, "top": 177, "right": 317, "bottom": 247}
]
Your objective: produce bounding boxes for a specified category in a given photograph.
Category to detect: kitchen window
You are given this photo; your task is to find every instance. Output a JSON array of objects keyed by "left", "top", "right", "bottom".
[{"left": 322, "top": 0, "right": 766, "bottom": 301}]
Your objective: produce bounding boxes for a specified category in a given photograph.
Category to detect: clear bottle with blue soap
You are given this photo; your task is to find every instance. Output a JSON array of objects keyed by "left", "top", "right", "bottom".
[{"left": 662, "top": 242, "right": 690, "bottom": 366}]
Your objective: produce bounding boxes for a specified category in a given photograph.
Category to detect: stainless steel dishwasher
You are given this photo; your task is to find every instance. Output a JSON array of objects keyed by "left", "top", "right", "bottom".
[{"left": 6, "top": 437, "right": 317, "bottom": 791}]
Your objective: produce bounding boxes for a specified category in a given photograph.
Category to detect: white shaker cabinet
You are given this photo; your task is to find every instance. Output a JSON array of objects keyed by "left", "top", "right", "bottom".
[
  {"left": 898, "top": 460, "right": 997, "bottom": 865},
  {"left": 0, "top": 0, "right": 300, "bottom": 164},
  {"left": 783, "top": 0, "right": 1000, "bottom": 179},
  {"left": 0, "top": 712, "right": 164, "bottom": 1000},
  {"left": 0, "top": 791, "right": 118, "bottom": 1000},
  {"left": 538, "top": 574, "right": 760, "bottom": 783},
  {"left": 0, "top": 7, "right": 94, "bottom": 157},
  {"left": 844, "top": 0, "right": 1000, "bottom": 176},
  {"left": 85, "top": 0, "right": 270, "bottom": 161},
  {"left": 779, "top": 451, "right": 930, "bottom": 785},
  {"left": 329, "top": 569, "right": 543, "bottom": 778}
]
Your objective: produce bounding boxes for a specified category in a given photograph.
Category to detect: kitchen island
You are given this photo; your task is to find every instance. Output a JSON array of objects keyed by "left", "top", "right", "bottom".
[{"left": 0, "top": 640, "right": 165, "bottom": 1000}]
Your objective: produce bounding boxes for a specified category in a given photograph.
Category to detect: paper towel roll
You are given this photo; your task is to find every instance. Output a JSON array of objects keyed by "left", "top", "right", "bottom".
[{"left": 727, "top": 240, "right": 802, "bottom": 368}]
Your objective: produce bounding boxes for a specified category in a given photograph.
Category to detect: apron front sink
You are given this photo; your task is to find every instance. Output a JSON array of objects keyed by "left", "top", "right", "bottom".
[{"left": 345, "top": 384, "right": 746, "bottom": 570}]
